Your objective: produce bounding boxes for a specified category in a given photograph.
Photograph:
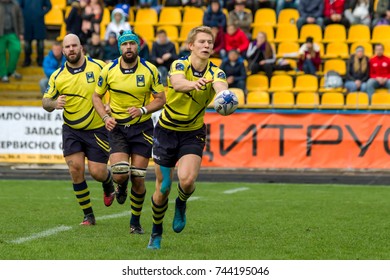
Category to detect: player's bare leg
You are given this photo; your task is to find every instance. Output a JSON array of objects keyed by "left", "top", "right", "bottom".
[
  {"left": 173, "top": 154, "right": 202, "bottom": 233},
  {"left": 88, "top": 160, "right": 115, "bottom": 207}
]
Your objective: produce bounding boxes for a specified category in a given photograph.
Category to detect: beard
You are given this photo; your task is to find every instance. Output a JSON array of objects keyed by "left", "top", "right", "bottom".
[
  {"left": 122, "top": 51, "right": 137, "bottom": 64},
  {"left": 65, "top": 51, "right": 82, "bottom": 64}
]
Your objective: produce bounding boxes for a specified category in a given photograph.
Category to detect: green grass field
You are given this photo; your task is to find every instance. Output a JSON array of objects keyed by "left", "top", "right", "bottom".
[{"left": 1, "top": 179, "right": 390, "bottom": 260}]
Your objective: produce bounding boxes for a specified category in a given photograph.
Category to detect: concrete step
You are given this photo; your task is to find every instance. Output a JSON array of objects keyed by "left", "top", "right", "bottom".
[
  {"left": 0, "top": 90, "right": 41, "bottom": 99},
  {"left": 0, "top": 82, "right": 40, "bottom": 91},
  {"left": 16, "top": 67, "right": 44, "bottom": 76}
]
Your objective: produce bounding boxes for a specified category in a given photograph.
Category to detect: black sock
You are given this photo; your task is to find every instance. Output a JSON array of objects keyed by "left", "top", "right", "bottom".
[
  {"left": 73, "top": 181, "right": 93, "bottom": 216},
  {"left": 176, "top": 183, "right": 194, "bottom": 208},
  {"left": 130, "top": 189, "right": 146, "bottom": 226},
  {"left": 102, "top": 170, "right": 114, "bottom": 195},
  {"left": 151, "top": 197, "right": 168, "bottom": 235}
]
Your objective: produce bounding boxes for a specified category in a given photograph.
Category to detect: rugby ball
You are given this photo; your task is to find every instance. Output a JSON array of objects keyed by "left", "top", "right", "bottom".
[{"left": 213, "top": 90, "right": 239, "bottom": 116}]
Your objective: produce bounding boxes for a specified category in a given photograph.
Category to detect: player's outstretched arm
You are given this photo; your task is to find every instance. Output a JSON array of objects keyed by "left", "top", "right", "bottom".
[
  {"left": 92, "top": 92, "right": 117, "bottom": 131},
  {"left": 170, "top": 74, "right": 213, "bottom": 92},
  {"left": 213, "top": 81, "right": 228, "bottom": 94},
  {"left": 42, "top": 95, "right": 66, "bottom": 112}
]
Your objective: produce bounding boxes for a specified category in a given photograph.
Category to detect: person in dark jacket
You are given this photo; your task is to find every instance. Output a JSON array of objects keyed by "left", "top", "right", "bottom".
[
  {"left": 0, "top": 0, "right": 24, "bottom": 83},
  {"left": 150, "top": 29, "right": 177, "bottom": 86},
  {"left": 296, "top": 0, "right": 324, "bottom": 30},
  {"left": 39, "top": 41, "right": 66, "bottom": 94},
  {"left": 86, "top": 32, "right": 104, "bottom": 60},
  {"left": 220, "top": 49, "right": 247, "bottom": 92},
  {"left": 18, "top": 0, "right": 51, "bottom": 67},
  {"left": 65, "top": 0, "right": 83, "bottom": 38},
  {"left": 103, "top": 31, "right": 120, "bottom": 63},
  {"left": 203, "top": 0, "right": 227, "bottom": 30},
  {"left": 344, "top": 45, "right": 370, "bottom": 93}
]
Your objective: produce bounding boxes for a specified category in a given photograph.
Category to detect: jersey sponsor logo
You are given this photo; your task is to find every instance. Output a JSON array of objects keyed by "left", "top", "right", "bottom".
[
  {"left": 217, "top": 71, "right": 226, "bottom": 80},
  {"left": 175, "top": 63, "right": 185, "bottom": 71},
  {"left": 137, "top": 75, "right": 145, "bottom": 87},
  {"left": 98, "top": 76, "right": 103, "bottom": 87},
  {"left": 86, "top": 72, "right": 95, "bottom": 83}
]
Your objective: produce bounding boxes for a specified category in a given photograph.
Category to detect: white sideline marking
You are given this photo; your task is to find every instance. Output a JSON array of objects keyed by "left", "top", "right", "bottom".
[
  {"left": 168, "top": 196, "right": 201, "bottom": 203},
  {"left": 223, "top": 187, "right": 250, "bottom": 194},
  {"left": 96, "top": 211, "right": 130, "bottom": 221},
  {"left": 9, "top": 225, "right": 72, "bottom": 244}
]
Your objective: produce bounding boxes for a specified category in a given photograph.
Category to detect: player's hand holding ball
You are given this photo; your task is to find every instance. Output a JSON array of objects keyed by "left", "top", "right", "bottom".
[{"left": 214, "top": 90, "right": 239, "bottom": 116}]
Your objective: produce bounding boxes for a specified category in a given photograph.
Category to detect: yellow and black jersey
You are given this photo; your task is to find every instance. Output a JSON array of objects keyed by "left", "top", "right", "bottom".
[
  {"left": 44, "top": 56, "right": 105, "bottom": 130},
  {"left": 95, "top": 56, "right": 165, "bottom": 126},
  {"left": 159, "top": 55, "right": 227, "bottom": 131}
]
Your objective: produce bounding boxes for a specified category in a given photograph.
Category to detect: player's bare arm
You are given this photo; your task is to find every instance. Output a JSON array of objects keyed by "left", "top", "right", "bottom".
[
  {"left": 92, "top": 92, "right": 117, "bottom": 131},
  {"left": 42, "top": 95, "right": 66, "bottom": 112},
  {"left": 170, "top": 74, "right": 213, "bottom": 92},
  {"left": 213, "top": 81, "right": 229, "bottom": 93},
  {"left": 127, "top": 91, "right": 166, "bottom": 119}
]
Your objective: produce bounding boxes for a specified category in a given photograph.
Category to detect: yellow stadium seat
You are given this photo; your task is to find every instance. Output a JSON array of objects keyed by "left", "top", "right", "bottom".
[
  {"left": 45, "top": 6, "right": 64, "bottom": 27},
  {"left": 158, "top": 25, "right": 178, "bottom": 42},
  {"left": 298, "top": 24, "right": 322, "bottom": 43},
  {"left": 277, "top": 8, "right": 299, "bottom": 27},
  {"left": 347, "top": 24, "right": 370, "bottom": 43},
  {"left": 320, "top": 92, "right": 345, "bottom": 109},
  {"left": 134, "top": 24, "right": 155, "bottom": 43},
  {"left": 251, "top": 8, "right": 277, "bottom": 27},
  {"left": 56, "top": 23, "right": 67, "bottom": 41},
  {"left": 182, "top": 7, "right": 204, "bottom": 26},
  {"left": 370, "top": 92, "right": 390, "bottom": 110},
  {"left": 178, "top": 24, "right": 197, "bottom": 42},
  {"left": 323, "top": 24, "right": 346, "bottom": 43},
  {"left": 229, "top": 88, "right": 246, "bottom": 106},
  {"left": 272, "top": 91, "right": 295, "bottom": 108},
  {"left": 128, "top": 7, "right": 135, "bottom": 25},
  {"left": 323, "top": 42, "right": 349, "bottom": 59},
  {"left": 371, "top": 25, "right": 390, "bottom": 44},
  {"left": 100, "top": 8, "right": 111, "bottom": 39},
  {"left": 246, "top": 91, "right": 270, "bottom": 108},
  {"left": 345, "top": 92, "right": 369, "bottom": 110},
  {"left": 251, "top": 25, "right": 275, "bottom": 42},
  {"left": 276, "top": 42, "right": 299, "bottom": 58},
  {"left": 322, "top": 59, "right": 347, "bottom": 76},
  {"left": 295, "top": 92, "right": 319, "bottom": 109},
  {"left": 246, "top": 74, "right": 268, "bottom": 92},
  {"left": 209, "top": 57, "right": 222, "bottom": 66},
  {"left": 350, "top": 42, "right": 373, "bottom": 57},
  {"left": 274, "top": 25, "right": 298, "bottom": 43},
  {"left": 51, "top": 0, "right": 66, "bottom": 9},
  {"left": 157, "top": 7, "right": 182, "bottom": 26},
  {"left": 268, "top": 75, "right": 293, "bottom": 92},
  {"left": 134, "top": 8, "right": 158, "bottom": 26},
  {"left": 293, "top": 74, "right": 318, "bottom": 92}
]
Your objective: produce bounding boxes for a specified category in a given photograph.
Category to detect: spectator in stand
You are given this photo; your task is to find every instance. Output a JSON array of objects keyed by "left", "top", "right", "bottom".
[
  {"left": 18, "top": 0, "right": 51, "bottom": 67},
  {"left": 139, "top": 0, "right": 161, "bottom": 12},
  {"left": 224, "top": 24, "right": 249, "bottom": 58},
  {"left": 0, "top": 0, "right": 24, "bottom": 83},
  {"left": 366, "top": 43, "right": 390, "bottom": 100},
  {"left": 296, "top": 0, "right": 324, "bottom": 30},
  {"left": 297, "top": 36, "right": 321, "bottom": 75},
  {"left": 371, "top": 0, "right": 390, "bottom": 27},
  {"left": 86, "top": 32, "right": 104, "bottom": 60},
  {"left": 80, "top": 0, "right": 104, "bottom": 45},
  {"left": 344, "top": 45, "right": 370, "bottom": 93},
  {"left": 276, "top": 0, "right": 299, "bottom": 16},
  {"left": 103, "top": 31, "right": 120, "bottom": 62},
  {"left": 210, "top": 25, "right": 225, "bottom": 58},
  {"left": 203, "top": 0, "right": 227, "bottom": 31},
  {"left": 150, "top": 29, "right": 177, "bottom": 86},
  {"left": 220, "top": 49, "right": 247, "bottom": 92},
  {"left": 323, "top": 0, "right": 350, "bottom": 28},
  {"left": 164, "top": 0, "right": 183, "bottom": 6},
  {"left": 186, "top": 0, "right": 205, "bottom": 8},
  {"left": 344, "top": 0, "right": 373, "bottom": 26},
  {"left": 246, "top": 31, "right": 276, "bottom": 79},
  {"left": 226, "top": 0, "right": 258, "bottom": 14},
  {"left": 228, "top": 0, "right": 253, "bottom": 38},
  {"left": 39, "top": 41, "right": 66, "bottom": 94},
  {"left": 178, "top": 41, "right": 190, "bottom": 58},
  {"left": 65, "top": 0, "right": 83, "bottom": 38},
  {"left": 104, "top": 8, "right": 131, "bottom": 41}
]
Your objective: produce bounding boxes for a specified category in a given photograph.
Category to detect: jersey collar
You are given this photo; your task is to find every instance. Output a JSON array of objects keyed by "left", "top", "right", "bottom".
[
  {"left": 120, "top": 57, "right": 139, "bottom": 74},
  {"left": 66, "top": 57, "right": 86, "bottom": 75}
]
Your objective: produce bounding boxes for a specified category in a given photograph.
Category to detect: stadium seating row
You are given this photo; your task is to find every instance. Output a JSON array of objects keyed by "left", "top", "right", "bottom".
[{"left": 228, "top": 90, "right": 390, "bottom": 110}]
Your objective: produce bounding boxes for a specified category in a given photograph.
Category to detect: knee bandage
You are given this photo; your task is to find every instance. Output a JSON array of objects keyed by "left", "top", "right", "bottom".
[
  {"left": 160, "top": 166, "right": 172, "bottom": 195},
  {"left": 130, "top": 166, "right": 147, "bottom": 178},
  {"left": 111, "top": 161, "right": 130, "bottom": 175}
]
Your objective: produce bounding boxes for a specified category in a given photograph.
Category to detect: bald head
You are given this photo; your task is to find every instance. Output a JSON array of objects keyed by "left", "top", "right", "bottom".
[{"left": 62, "top": 34, "right": 83, "bottom": 66}]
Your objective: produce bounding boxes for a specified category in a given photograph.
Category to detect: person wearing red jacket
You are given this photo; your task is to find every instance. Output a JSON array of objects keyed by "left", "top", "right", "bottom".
[
  {"left": 224, "top": 24, "right": 249, "bottom": 58},
  {"left": 297, "top": 36, "right": 321, "bottom": 74},
  {"left": 323, "top": 0, "right": 350, "bottom": 28},
  {"left": 366, "top": 43, "right": 390, "bottom": 100}
]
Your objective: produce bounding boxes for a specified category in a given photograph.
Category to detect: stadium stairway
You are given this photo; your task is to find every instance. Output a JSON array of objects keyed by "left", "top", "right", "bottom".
[{"left": 0, "top": 41, "right": 53, "bottom": 106}]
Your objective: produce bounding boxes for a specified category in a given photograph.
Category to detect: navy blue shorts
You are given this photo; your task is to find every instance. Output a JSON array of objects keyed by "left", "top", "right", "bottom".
[
  {"left": 62, "top": 124, "right": 109, "bottom": 163},
  {"left": 152, "top": 123, "right": 206, "bottom": 167},
  {"left": 109, "top": 119, "right": 154, "bottom": 158}
]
